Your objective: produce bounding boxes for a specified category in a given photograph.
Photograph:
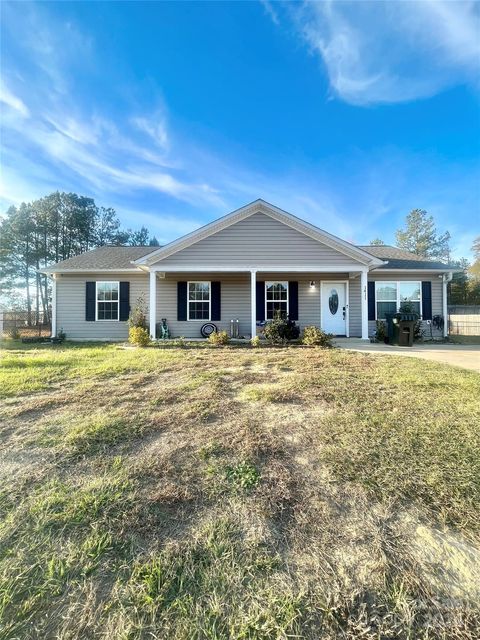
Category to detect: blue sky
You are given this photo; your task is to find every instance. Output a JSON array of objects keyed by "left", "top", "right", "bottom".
[{"left": 1, "top": 1, "right": 479, "bottom": 258}]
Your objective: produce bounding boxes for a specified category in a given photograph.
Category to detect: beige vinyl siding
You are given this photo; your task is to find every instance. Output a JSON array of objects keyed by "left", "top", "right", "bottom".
[
  {"left": 56, "top": 270, "right": 444, "bottom": 341},
  {"left": 157, "top": 272, "right": 360, "bottom": 338},
  {"left": 152, "top": 213, "right": 365, "bottom": 269},
  {"left": 367, "top": 272, "right": 444, "bottom": 337},
  {"left": 56, "top": 272, "right": 149, "bottom": 340},
  {"left": 156, "top": 273, "right": 251, "bottom": 338},
  {"left": 348, "top": 277, "right": 362, "bottom": 337}
]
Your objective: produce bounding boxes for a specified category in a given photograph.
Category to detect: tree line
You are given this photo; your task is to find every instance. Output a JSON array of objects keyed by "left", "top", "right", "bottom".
[
  {"left": 0, "top": 192, "right": 159, "bottom": 323},
  {"left": 1, "top": 197, "right": 478, "bottom": 322},
  {"left": 370, "top": 208, "right": 480, "bottom": 305}
]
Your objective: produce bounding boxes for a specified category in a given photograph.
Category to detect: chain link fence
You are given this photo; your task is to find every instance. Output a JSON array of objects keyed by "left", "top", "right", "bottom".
[
  {"left": 0, "top": 311, "right": 51, "bottom": 339},
  {"left": 448, "top": 306, "right": 480, "bottom": 336}
]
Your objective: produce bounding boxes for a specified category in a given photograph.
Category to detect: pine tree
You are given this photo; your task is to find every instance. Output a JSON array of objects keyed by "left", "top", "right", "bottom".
[
  {"left": 395, "top": 209, "right": 451, "bottom": 261},
  {"left": 470, "top": 236, "right": 480, "bottom": 280}
]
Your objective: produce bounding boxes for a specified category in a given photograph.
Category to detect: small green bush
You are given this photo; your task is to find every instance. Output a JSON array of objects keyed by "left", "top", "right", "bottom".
[
  {"left": 208, "top": 330, "right": 230, "bottom": 346},
  {"left": 128, "top": 326, "right": 150, "bottom": 347},
  {"left": 128, "top": 295, "right": 148, "bottom": 330},
  {"left": 301, "top": 326, "right": 333, "bottom": 347},
  {"left": 263, "top": 312, "right": 300, "bottom": 345},
  {"left": 250, "top": 335, "right": 260, "bottom": 348},
  {"left": 375, "top": 320, "right": 387, "bottom": 342}
]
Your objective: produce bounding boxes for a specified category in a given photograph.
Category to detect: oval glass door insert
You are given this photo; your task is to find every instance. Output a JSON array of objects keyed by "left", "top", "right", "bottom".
[{"left": 329, "top": 289, "right": 339, "bottom": 315}]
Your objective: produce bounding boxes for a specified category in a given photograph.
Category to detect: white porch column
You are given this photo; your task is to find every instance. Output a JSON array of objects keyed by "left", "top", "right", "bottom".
[
  {"left": 250, "top": 269, "right": 257, "bottom": 339},
  {"left": 360, "top": 268, "right": 369, "bottom": 340},
  {"left": 51, "top": 275, "right": 57, "bottom": 338},
  {"left": 149, "top": 270, "right": 157, "bottom": 340}
]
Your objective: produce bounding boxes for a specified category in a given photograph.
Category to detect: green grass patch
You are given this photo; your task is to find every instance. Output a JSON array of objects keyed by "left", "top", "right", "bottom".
[
  {"left": 1, "top": 343, "right": 479, "bottom": 639},
  {"left": 114, "top": 517, "right": 302, "bottom": 639}
]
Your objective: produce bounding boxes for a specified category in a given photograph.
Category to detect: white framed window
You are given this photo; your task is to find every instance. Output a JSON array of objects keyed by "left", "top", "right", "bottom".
[
  {"left": 399, "top": 281, "right": 421, "bottom": 316},
  {"left": 96, "top": 281, "right": 119, "bottom": 321},
  {"left": 265, "top": 281, "right": 288, "bottom": 320},
  {"left": 375, "top": 281, "right": 421, "bottom": 319},
  {"left": 187, "top": 281, "right": 211, "bottom": 321}
]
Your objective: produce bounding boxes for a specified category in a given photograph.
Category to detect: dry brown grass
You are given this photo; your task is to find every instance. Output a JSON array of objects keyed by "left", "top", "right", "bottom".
[{"left": 0, "top": 341, "right": 479, "bottom": 639}]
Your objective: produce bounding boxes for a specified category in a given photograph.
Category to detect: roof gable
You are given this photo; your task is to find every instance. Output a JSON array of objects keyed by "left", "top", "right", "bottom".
[{"left": 136, "top": 200, "right": 384, "bottom": 267}]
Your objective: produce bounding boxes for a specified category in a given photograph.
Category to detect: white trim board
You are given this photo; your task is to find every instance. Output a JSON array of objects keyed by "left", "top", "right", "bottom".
[
  {"left": 149, "top": 265, "right": 369, "bottom": 273},
  {"left": 95, "top": 281, "right": 120, "bottom": 322},
  {"left": 187, "top": 280, "right": 212, "bottom": 322}
]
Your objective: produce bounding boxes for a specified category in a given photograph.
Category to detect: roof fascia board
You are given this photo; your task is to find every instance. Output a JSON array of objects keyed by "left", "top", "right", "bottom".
[
  {"left": 370, "top": 268, "right": 463, "bottom": 273},
  {"left": 135, "top": 199, "right": 383, "bottom": 267},
  {"left": 150, "top": 264, "right": 371, "bottom": 273},
  {"left": 39, "top": 268, "right": 143, "bottom": 275}
]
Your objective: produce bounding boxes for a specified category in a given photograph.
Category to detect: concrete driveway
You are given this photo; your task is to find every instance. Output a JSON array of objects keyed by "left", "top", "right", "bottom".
[{"left": 335, "top": 338, "right": 480, "bottom": 373}]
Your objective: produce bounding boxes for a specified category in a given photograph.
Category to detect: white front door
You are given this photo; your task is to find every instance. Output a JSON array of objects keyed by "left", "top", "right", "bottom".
[{"left": 321, "top": 282, "right": 347, "bottom": 335}]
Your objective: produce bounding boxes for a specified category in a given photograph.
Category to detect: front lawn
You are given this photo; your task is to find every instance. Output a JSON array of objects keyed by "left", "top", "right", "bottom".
[{"left": 1, "top": 342, "right": 479, "bottom": 639}]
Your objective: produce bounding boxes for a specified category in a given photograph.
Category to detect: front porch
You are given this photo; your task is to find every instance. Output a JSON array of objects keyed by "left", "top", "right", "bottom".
[{"left": 148, "top": 268, "right": 370, "bottom": 340}]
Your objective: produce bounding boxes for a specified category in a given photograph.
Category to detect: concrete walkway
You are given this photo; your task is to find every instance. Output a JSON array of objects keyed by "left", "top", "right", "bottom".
[{"left": 335, "top": 338, "right": 480, "bottom": 373}]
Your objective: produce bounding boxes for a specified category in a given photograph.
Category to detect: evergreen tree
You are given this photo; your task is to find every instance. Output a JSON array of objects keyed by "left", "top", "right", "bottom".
[
  {"left": 0, "top": 192, "right": 153, "bottom": 321},
  {"left": 128, "top": 226, "right": 150, "bottom": 246},
  {"left": 470, "top": 236, "right": 480, "bottom": 280},
  {"left": 395, "top": 209, "right": 450, "bottom": 261}
]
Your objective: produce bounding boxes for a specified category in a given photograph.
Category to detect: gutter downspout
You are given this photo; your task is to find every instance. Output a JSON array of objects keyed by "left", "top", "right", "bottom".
[{"left": 442, "top": 272, "right": 453, "bottom": 338}]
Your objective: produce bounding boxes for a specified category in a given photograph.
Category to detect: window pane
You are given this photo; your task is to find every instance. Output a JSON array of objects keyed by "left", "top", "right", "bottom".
[
  {"left": 376, "top": 282, "right": 397, "bottom": 301},
  {"left": 189, "top": 301, "right": 209, "bottom": 320},
  {"left": 410, "top": 302, "right": 420, "bottom": 315},
  {"left": 400, "top": 282, "right": 420, "bottom": 302},
  {"left": 377, "top": 301, "right": 396, "bottom": 319},
  {"left": 98, "top": 301, "right": 118, "bottom": 320},
  {"left": 267, "top": 301, "right": 287, "bottom": 320},
  {"left": 97, "top": 283, "right": 106, "bottom": 301},
  {"left": 266, "top": 282, "right": 288, "bottom": 301},
  {"left": 188, "top": 282, "right": 210, "bottom": 302},
  {"left": 97, "top": 282, "right": 119, "bottom": 302}
]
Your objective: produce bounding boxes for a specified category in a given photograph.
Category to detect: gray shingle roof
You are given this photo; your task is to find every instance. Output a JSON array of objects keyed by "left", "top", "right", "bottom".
[
  {"left": 357, "top": 245, "right": 458, "bottom": 270},
  {"left": 43, "top": 246, "right": 157, "bottom": 272},
  {"left": 42, "top": 242, "right": 457, "bottom": 273}
]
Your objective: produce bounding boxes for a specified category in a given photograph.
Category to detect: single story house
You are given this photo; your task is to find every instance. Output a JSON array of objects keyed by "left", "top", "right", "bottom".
[{"left": 41, "top": 199, "right": 459, "bottom": 341}]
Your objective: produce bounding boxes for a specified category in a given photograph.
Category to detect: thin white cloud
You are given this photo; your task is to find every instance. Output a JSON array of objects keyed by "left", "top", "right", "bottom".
[
  {"left": 131, "top": 114, "right": 169, "bottom": 152},
  {"left": 0, "top": 79, "right": 30, "bottom": 117},
  {"left": 279, "top": 0, "right": 480, "bottom": 105},
  {"left": 260, "top": 0, "right": 280, "bottom": 26},
  {"left": 1, "top": 4, "right": 225, "bottom": 210},
  {"left": 1, "top": 0, "right": 477, "bottom": 258}
]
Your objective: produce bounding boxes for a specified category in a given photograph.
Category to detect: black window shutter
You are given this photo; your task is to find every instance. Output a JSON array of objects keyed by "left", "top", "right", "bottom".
[
  {"left": 421, "top": 281, "right": 432, "bottom": 320},
  {"left": 86, "top": 281, "right": 96, "bottom": 321},
  {"left": 177, "top": 281, "right": 187, "bottom": 321},
  {"left": 119, "top": 282, "right": 130, "bottom": 321},
  {"left": 288, "top": 281, "right": 298, "bottom": 321},
  {"left": 256, "top": 281, "right": 265, "bottom": 322},
  {"left": 367, "top": 282, "right": 376, "bottom": 321},
  {"left": 211, "top": 282, "right": 221, "bottom": 321}
]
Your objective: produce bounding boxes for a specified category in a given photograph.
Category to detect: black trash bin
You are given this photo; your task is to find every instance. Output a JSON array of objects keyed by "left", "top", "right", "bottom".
[
  {"left": 399, "top": 323, "right": 413, "bottom": 346},
  {"left": 397, "top": 312, "right": 418, "bottom": 347},
  {"left": 385, "top": 313, "right": 400, "bottom": 345}
]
